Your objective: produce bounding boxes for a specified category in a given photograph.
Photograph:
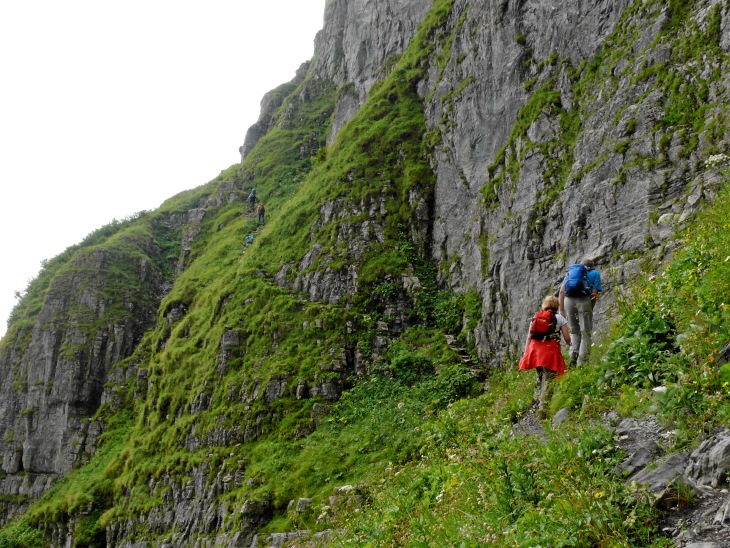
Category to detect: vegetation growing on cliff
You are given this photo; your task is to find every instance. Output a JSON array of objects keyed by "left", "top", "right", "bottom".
[
  {"left": 1, "top": 1, "right": 474, "bottom": 542},
  {"left": 2, "top": 0, "right": 730, "bottom": 545}
]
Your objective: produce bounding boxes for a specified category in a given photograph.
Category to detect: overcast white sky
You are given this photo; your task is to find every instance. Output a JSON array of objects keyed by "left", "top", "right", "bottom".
[{"left": 0, "top": 0, "right": 326, "bottom": 337}]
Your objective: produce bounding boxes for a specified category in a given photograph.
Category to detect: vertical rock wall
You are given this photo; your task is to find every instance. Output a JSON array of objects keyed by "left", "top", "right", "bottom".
[
  {"left": 422, "top": 0, "right": 634, "bottom": 360},
  {"left": 311, "top": 0, "right": 433, "bottom": 141},
  {"left": 0, "top": 243, "right": 163, "bottom": 524},
  {"left": 421, "top": 0, "right": 729, "bottom": 361}
]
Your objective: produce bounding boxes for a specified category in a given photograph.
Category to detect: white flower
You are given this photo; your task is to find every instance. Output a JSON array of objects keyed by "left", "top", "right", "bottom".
[{"left": 705, "top": 153, "right": 730, "bottom": 168}]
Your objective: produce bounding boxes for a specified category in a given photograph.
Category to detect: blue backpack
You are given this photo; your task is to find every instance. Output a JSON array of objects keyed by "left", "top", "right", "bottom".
[{"left": 564, "top": 264, "right": 591, "bottom": 297}]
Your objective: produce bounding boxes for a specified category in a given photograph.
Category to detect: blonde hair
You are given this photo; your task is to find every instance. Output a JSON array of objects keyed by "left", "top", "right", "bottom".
[{"left": 542, "top": 295, "right": 559, "bottom": 311}]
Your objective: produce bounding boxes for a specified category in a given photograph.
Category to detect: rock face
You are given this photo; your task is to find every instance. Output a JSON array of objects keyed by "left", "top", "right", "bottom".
[
  {"left": 2, "top": 0, "right": 730, "bottom": 544},
  {"left": 105, "top": 464, "right": 270, "bottom": 548},
  {"left": 0, "top": 243, "right": 162, "bottom": 521},
  {"left": 0, "top": 185, "right": 246, "bottom": 524},
  {"left": 284, "top": 0, "right": 730, "bottom": 362},
  {"left": 239, "top": 62, "right": 310, "bottom": 160},
  {"left": 423, "top": 0, "right": 635, "bottom": 352},
  {"left": 311, "top": 0, "right": 432, "bottom": 142},
  {"left": 616, "top": 421, "right": 730, "bottom": 547}
]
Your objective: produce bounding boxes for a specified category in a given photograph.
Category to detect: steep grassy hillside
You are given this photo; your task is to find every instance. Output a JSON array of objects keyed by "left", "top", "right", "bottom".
[
  {"left": 0, "top": 3, "right": 478, "bottom": 543},
  {"left": 1, "top": 0, "right": 730, "bottom": 545}
]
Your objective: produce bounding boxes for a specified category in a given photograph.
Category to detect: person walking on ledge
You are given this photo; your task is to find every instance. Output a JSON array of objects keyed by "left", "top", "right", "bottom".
[
  {"left": 519, "top": 295, "right": 572, "bottom": 415},
  {"left": 559, "top": 258, "right": 602, "bottom": 366},
  {"left": 247, "top": 188, "right": 257, "bottom": 211}
]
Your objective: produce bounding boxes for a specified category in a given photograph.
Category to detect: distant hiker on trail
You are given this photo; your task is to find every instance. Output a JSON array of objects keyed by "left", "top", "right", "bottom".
[
  {"left": 559, "top": 258, "right": 602, "bottom": 366},
  {"left": 519, "top": 295, "right": 572, "bottom": 415},
  {"left": 257, "top": 202, "right": 265, "bottom": 224},
  {"left": 247, "top": 188, "right": 257, "bottom": 210},
  {"left": 245, "top": 233, "right": 254, "bottom": 246}
]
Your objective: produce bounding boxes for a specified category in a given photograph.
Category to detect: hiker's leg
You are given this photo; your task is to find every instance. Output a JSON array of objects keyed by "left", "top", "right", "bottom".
[
  {"left": 564, "top": 297, "right": 581, "bottom": 363},
  {"left": 536, "top": 367, "right": 547, "bottom": 409},
  {"left": 540, "top": 368, "right": 557, "bottom": 411},
  {"left": 576, "top": 297, "right": 594, "bottom": 364}
]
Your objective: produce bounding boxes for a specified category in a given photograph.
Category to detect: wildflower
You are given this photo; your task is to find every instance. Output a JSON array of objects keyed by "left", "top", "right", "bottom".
[{"left": 706, "top": 153, "right": 730, "bottom": 168}]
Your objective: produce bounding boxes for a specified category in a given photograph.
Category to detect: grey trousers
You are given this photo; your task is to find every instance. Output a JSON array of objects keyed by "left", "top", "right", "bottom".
[
  {"left": 536, "top": 367, "right": 557, "bottom": 411},
  {"left": 564, "top": 295, "right": 593, "bottom": 364}
]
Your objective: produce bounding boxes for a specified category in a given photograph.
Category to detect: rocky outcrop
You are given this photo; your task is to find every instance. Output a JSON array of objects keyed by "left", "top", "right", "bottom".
[
  {"left": 239, "top": 62, "right": 310, "bottom": 160},
  {"left": 311, "top": 0, "right": 433, "bottom": 141},
  {"left": 423, "top": 0, "right": 728, "bottom": 362},
  {"left": 515, "top": 410, "right": 730, "bottom": 547},
  {"left": 104, "top": 464, "right": 269, "bottom": 547},
  {"left": 616, "top": 420, "right": 730, "bottom": 547},
  {"left": 0, "top": 261, "right": 157, "bottom": 525},
  {"left": 0, "top": 182, "right": 247, "bottom": 520},
  {"left": 0, "top": 246, "right": 161, "bottom": 478},
  {"left": 425, "top": 0, "right": 632, "bottom": 270}
]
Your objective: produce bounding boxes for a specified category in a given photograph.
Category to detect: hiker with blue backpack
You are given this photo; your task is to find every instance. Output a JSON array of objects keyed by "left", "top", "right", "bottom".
[
  {"left": 559, "top": 258, "right": 603, "bottom": 366},
  {"left": 247, "top": 188, "right": 257, "bottom": 211}
]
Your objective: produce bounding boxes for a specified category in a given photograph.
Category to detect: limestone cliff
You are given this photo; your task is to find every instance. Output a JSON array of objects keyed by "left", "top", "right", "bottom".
[
  {"left": 0, "top": 226, "right": 163, "bottom": 524},
  {"left": 283, "top": 0, "right": 730, "bottom": 363},
  {"left": 1, "top": 0, "right": 729, "bottom": 545}
]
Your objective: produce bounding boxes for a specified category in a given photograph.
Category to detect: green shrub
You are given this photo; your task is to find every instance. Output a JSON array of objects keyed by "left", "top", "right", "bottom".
[{"left": 0, "top": 522, "right": 44, "bottom": 547}]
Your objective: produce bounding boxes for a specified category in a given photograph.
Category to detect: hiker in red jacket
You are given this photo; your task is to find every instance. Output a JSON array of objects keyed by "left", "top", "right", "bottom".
[{"left": 519, "top": 295, "right": 572, "bottom": 415}]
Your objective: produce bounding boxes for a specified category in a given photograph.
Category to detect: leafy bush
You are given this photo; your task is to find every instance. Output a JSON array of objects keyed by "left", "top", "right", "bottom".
[
  {"left": 0, "top": 522, "right": 44, "bottom": 548},
  {"left": 432, "top": 291, "right": 464, "bottom": 334}
]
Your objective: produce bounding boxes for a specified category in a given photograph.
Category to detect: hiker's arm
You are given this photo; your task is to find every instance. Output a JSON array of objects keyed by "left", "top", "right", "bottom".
[
  {"left": 558, "top": 285, "right": 566, "bottom": 316},
  {"left": 561, "top": 324, "right": 571, "bottom": 346},
  {"left": 591, "top": 289, "right": 599, "bottom": 309}
]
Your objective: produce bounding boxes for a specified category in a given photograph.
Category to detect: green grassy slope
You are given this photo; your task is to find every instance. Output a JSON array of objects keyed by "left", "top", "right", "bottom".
[
  {"left": 1, "top": 0, "right": 730, "bottom": 545},
  {"left": 0, "top": 2, "right": 478, "bottom": 541},
  {"left": 323, "top": 167, "right": 730, "bottom": 547}
]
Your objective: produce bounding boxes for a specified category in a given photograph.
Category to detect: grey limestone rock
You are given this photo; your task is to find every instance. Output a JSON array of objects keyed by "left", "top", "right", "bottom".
[
  {"left": 551, "top": 407, "right": 569, "bottom": 427},
  {"left": 0, "top": 244, "right": 162, "bottom": 489},
  {"left": 630, "top": 452, "right": 691, "bottom": 495},
  {"left": 311, "top": 0, "right": 432, "bottom": 140},
  {"left": 240, "top": 62, "right": 310, "bottom": 160},
  {"left": 686, "top": 429, "right": 730, "bottom": 488}
]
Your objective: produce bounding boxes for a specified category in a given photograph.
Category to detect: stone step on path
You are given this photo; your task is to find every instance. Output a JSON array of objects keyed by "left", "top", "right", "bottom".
[
  {"left": 445, "top": 335, "right": 483, "bottom": 380},
  {"left": 444, "top": 335, "right": 473, "bottom": 364}
]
